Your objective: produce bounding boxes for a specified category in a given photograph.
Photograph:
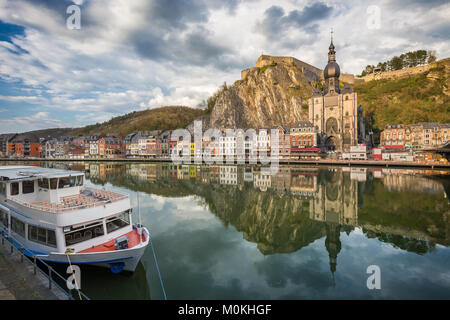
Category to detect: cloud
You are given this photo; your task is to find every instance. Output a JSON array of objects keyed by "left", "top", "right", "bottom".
[
  {"left": 0, "top": 111, "right": 66, "bottom": 132},
  {"left": 255, "top": 2, "right": 333, "bottom": 41},
  {"left": 0, "top": 0, "right": 448, "bottom": 133}
]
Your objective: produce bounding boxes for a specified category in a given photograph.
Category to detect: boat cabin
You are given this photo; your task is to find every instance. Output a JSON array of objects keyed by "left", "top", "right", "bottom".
[{"left": 0, "top": 166, "right": 133, "bottom": 253}]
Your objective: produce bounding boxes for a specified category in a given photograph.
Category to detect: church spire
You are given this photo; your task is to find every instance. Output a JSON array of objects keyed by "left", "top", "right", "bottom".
[
  {"left": 328, "top": 28, "right": 336, "bottom": 62},
  {"left": 324, "top": 29, "right": 340, "bottom": 94},
  {"left": 325, "top": 223, "right": 342, "bottom": 281}
]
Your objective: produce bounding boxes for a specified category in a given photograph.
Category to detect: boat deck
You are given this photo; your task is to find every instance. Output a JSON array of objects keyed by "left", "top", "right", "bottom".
[
  {"left": 79, "top": 229, "right": 146, "bottom": 253},
  {"left": 27, "top": 189, "right": 127, "bottom": 213}
]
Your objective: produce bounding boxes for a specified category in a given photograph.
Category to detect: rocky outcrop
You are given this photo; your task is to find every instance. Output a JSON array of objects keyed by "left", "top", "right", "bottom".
[{"left": 206, "top": 56, "right": 316, "bottom": 130}]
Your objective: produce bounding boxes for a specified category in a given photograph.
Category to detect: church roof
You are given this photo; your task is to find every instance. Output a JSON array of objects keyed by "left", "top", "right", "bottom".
[{"left": 342, "top": 83, "right": 353, "bottom": 93}]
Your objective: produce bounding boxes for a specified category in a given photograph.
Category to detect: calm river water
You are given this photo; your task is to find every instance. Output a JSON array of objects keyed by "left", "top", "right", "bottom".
[{"left": 3, "top": 161, "right": 450, "bottom": 299}]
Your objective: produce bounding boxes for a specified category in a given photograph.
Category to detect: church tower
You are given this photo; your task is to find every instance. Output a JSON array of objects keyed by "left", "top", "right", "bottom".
[
  {"left": 324, "top": 35, "right": 340, "bottom": 95},
  {"left": 308, "top": 31, "right": 365, "bottom": 153},
  {"left": 325, "top": 223, "right": 342, "bottom": 283}
]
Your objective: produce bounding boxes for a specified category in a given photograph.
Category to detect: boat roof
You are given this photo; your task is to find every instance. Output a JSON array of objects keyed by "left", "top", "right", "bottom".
[{"left": 0, "top": 166, "right": 84, "bottom": 181}]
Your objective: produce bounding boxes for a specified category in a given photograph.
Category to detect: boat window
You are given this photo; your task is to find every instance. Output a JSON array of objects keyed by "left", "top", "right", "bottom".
[
  {"left": 58, "top": 177, "right": 76, "bottom": 189},
  {"left": 0, "top": 183, "right": 5, "bottom": 196},
  {"left": 0, "top": 209, "right": 8, "bottom": 227},
  {"left": 76, "top": 176, "right": 84, "bottom": 186},
  {"left": 22, "top": 181, "right": 35, "bottom": 194},
  {"left": 38, "top": 179, "right": 49, "bottom": 189},
  {"left": 10, "top": 182, "right": 19, "bottom": 196},
  {"left": 106, "top": 211, "right": 130, "bottom": 234},
  {"left": 28, "top": 225, "right": 57, "bottom": 248},
  {"left": 65, "top": 222, "right": 104, "bottom": 246},
  {"left": 11, "top": 217, "right": 25, "bottom": 237},
  {"left": 50, "top": 178, "right": 58, "bottom": 190}
]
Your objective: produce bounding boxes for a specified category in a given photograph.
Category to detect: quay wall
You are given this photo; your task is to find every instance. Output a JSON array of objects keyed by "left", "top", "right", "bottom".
[{"left": 1, "top": 158, "right": 449, "bottom": 169}]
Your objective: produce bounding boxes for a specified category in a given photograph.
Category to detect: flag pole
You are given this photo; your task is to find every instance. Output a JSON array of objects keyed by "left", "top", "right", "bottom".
[{"left": 137, "top": 192, "right": 142, "bottom": 244}]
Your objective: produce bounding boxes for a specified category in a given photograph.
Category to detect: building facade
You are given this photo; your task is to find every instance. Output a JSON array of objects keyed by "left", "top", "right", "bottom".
[
  {"left": 380, "top": 122, "right": 450, "bottom": 149},
  {"left": 308, "top": 37, "right": 365, "bottom": 152}
]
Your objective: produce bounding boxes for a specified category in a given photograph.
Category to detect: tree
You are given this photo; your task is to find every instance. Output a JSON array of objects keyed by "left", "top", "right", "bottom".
[
  {"left": 389, "top": 56, "right": 403, "bottom": 70},
  {"left": 361, "top": 49, "right": 437, "bottom": 75},
  {"left": 364, "top": 65, "right": 375, "bottom": 75},
  {"left": 427, "top": 50, "right": 437, "bottom": 64}
]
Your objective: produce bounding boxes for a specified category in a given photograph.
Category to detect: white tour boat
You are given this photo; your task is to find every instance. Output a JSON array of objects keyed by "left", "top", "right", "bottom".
[{"left": 0, "top": 166, "right": 150, "bottom": 273}]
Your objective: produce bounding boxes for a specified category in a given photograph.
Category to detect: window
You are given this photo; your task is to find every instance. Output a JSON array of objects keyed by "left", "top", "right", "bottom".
[
  {"left": 58, "top": 177, "right": 76, "bottom": 189},
  {"left": 38, "top": 178, "right": 49, "bottom": 189},
  {"left": 106, "top": 211, "right": 130, "bottom": 234},
  {"left": 10, "top": 182, "right": 19, "bottom": 196},
  {"left": 22, "top": 181, "right": 34, "bottom": 194},
  {"left": 11, "top": 217, "right": 25, "bottom": 237},
  {"left": 76, "top": 176, "right": 84, "bottom": 186},
  {"left": 0, "top": 183, "right": 5, "bottom": 196},
  {"left": 0, "top": 209, "right": 8, "bottom": 227},
  {"left": 64, "top": 221, "right": 104, "bottom": 246},
  {"left": 28, "top": 225, "right": 57, "bottom": 248},
  {"left": 50, "top": 178, "right": 58, "bottom": 190}
]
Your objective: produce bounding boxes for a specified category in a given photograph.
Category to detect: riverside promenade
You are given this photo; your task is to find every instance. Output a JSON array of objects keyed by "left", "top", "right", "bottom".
[{"left": 0, "top": 240, "right": 67, "bottom": 300}]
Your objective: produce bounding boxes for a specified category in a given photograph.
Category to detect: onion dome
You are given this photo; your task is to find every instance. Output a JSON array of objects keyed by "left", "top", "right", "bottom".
[{"left": 324, "top": 40, "right": 340, "bottom": 80}]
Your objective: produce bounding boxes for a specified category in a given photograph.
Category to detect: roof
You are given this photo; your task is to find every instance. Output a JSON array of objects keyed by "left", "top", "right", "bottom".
[
  {"left": 10, "top": 133, "right": 40, "bottom": 143},
  {"left": 385, "top": 123, "right": 403, "bottom": 129},
  {"left": 342, "top": 83, "right": 353, "bottom": 94},
  {"left": 291, "top": 121, "right": 314, "bottom": 128},
  {"left": 291, "top": 147, "right": 320, "bottom": 152},
  {"left": 0, "top": 166, "right": 84, "bottom": 181},
  {"left": 421, "top": 122, "right": 439, "bottom": 129},
  {"left": 0, "top": 134, "right": 17, "bottom": 142}
]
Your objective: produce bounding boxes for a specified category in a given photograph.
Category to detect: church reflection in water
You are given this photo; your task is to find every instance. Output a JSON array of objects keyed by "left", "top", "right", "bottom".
[{"left": 43, "top": 162, "right": 450, "bottom": 278}]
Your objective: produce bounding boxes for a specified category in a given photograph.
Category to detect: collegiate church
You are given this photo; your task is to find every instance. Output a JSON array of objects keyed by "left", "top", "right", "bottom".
[{"left": 308, "top": 35, "right": 366, "bottom": 152}]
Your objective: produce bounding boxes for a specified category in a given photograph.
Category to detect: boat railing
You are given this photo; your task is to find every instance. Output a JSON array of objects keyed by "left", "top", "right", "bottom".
[
  {"left": 10, "top": 187, "right": 129, "bottom": 214},
  {"left": 0, "top": 228, "right": 90, "bottom": 300}
]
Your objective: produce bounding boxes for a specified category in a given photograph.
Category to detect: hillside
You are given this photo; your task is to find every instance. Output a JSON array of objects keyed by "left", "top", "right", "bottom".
[
  {"left": 70, "top": 106, "right": 205, "bottom": 136},
  {"left": 196, "top": 55, "right": 449, "bottom": 135},
  {"left": 0, "top": 128, "right": 74, "bottom": 140},
  {"left": 353, "top": 58, "right": 450, "bottom": 134}
]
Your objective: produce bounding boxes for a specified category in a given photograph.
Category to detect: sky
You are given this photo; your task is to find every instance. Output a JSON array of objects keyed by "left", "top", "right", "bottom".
[{"left": 0, "top": 0, "right": 449, "bottom": 134}]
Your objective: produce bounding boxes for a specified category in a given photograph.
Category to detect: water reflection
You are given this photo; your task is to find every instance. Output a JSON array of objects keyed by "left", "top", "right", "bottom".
[
  {"left": 4, "top": 161, "right": 449, "bottom": 299},
  {"left": 69, "top": 163, "right": 449, "bottom": 256}
]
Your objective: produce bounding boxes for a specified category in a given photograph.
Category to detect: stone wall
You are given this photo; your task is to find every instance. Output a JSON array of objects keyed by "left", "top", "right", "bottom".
[
  {"left": 361, "top": 62, "right": 439, "bottom": 82},
  {"left": 340, "top": 73, "right": 365, "bottom": 85},
  {"left": 250, "top": 55, "right": 365, "bottom": 85},
  {"left": 254, "top": 55, "right": 322, "bottom": 82}
]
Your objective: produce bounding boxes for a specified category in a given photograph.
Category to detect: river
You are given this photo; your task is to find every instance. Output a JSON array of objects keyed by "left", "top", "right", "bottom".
[{"left": 2, "top": 161, "right": 450, "bottom": 299}]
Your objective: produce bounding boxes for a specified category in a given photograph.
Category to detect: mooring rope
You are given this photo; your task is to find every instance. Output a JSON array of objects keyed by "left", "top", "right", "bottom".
[
  {"left": 65, "top": 249, "right": 82, "bottom": 300},
  {"left": 147, "top": 230, "right": 167, "bottom": 300}
]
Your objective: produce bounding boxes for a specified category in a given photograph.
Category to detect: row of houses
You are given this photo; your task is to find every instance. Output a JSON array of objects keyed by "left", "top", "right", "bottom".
[
  {"left": 1, "top": 121, "right": 448, "bottom": 160},
  {"left": 380, "top": 122, "right": 450, "bottom": 149},
  {"left": 115, "top": 123, "right": 318, "bottom": 159},
  {"left": 0, "top": 121, "right": 320, "bottom": 159}
]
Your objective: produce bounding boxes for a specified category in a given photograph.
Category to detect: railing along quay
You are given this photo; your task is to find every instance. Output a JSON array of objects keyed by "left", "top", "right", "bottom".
[{"left": 0, "top": 229, "right": 89, "bottom": 300}]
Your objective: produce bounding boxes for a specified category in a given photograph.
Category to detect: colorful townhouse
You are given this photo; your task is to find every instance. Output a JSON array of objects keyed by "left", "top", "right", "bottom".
[{"left": 8, "top": 134, "right": 42, "bottom": 157}]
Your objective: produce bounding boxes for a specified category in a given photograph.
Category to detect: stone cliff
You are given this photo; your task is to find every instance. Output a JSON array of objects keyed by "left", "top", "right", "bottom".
[{"left": 196, "top": 55, "right": 317, "bottom": 130}]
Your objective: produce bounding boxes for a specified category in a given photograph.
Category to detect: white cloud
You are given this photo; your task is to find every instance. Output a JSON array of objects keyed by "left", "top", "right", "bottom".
[
  {"left": 0, "top": 0, "right": 448, "bottom": 133},
  {"left": 0, "top": 111, "right": 66, "bottom": 132}
]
